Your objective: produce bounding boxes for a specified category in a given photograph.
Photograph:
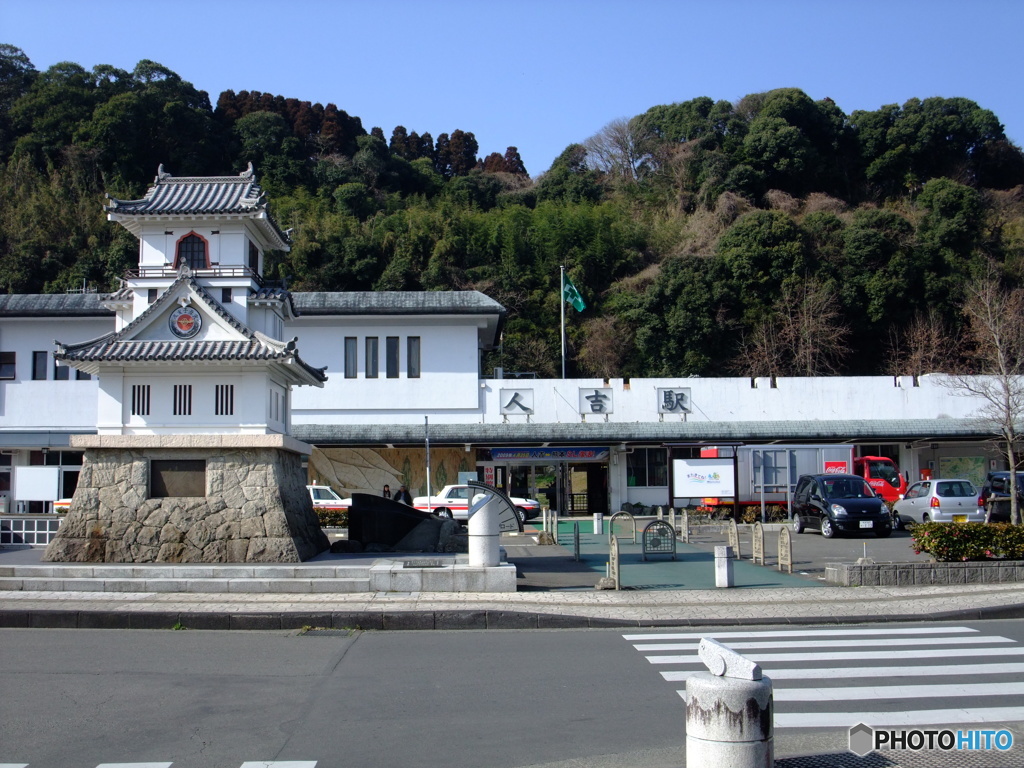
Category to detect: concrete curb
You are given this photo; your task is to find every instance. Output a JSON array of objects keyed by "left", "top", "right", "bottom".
[{"left": 5, "top": 601, "right": 1024, "bottom": 631}]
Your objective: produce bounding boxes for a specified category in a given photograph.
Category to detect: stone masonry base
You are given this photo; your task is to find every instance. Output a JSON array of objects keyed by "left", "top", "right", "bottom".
[
  {"left": 826, "top": 560, "right": 1024, "bottom": 586},
  {"left": 42, "top": 438, "right": 329, "bottom": 563}
]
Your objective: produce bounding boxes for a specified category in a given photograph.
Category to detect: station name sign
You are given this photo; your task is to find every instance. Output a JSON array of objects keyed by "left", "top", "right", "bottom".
[{"left": 490, "top": 447, "right": 610, "bottom": 461}]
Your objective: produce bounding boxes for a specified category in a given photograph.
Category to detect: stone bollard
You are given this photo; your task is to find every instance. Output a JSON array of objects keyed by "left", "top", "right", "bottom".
[
  {"left": 715, "top": 545, "right": 734, "bottom": 588},
  {"left": 686, "top": 638, "right": 774, "bottom": 767},
  {"left": 593, "top": 512, "right": 604, "bottom": 535}
]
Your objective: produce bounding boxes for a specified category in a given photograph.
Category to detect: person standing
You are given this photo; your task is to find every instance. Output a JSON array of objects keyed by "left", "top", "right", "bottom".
[
  {"left": 393, "top": 484, "right": 413, "bottom": 504},
  {"left": 382, "top": 484, "right": 391, "bottom": 499}
]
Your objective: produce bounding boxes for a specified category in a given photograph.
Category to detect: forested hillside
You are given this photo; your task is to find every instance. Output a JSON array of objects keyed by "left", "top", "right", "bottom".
[{"left": 2, "top": 44, "right": 1023, "bottom": 378}]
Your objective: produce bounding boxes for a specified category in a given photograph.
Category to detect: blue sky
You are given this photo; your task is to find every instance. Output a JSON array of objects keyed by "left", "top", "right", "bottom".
[{"left": 5, "top": 0, "right": 1022, "bottom": 176}]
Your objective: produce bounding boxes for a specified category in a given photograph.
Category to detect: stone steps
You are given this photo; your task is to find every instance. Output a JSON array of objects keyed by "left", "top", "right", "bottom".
[
  {"left": 0, "top": 564, "right": 373, "bottom": 593},
  {"left": 0, "top": 560, "right": 518, "bottom": 593}
]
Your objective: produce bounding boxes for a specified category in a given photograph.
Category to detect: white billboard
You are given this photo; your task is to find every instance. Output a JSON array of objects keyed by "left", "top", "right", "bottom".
[
  {"left": 14, "top": 466, "right": 61, "bottom": 501},
  {"left": 672, "top": 458, "right": 735, "bottom": 497}
]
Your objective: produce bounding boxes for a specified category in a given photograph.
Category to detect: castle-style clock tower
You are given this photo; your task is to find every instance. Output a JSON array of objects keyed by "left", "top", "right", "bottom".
[{"left": 43, "top": 166, "right": 330, "bottom": 563}]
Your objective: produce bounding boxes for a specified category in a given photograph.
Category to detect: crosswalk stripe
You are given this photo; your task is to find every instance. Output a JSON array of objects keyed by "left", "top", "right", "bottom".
[
  {"left": 645, "top": 645, "right": 1024, "bottom": 664},
  {"left": 660, "top": 661, "right": 1024, "bottom": 681},
  {"left": 95, "top": 764, "right": 173, "bottom": 767},
  {"left": 634, "top": 635, "right": 1012, "bottom": 651},
  {"left": 627, "top": 626, "right": 1024, "bottom": 730},
  {"left": 623, "top": 626, "right": 980, "bottom": 641},
  {"left": 0, "top": 764, "right": 28, "bottom": 768},
  {"left": 770, "top": 681, "right": 1024, "bottom": 701},
  {"left": 239, "top": 763, "right": 317, "bottom": 767},
  {"left": 772, "top": 706, "right": 1024, "bottom": 729}
]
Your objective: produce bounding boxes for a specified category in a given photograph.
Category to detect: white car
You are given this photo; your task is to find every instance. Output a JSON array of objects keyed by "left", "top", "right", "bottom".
[
  {"left": 412, "top": 484, "right": 540, "bottom": 522},
  {"left": 307, "top": 485, "right": 351, "bottom": 509},
  {"left": 892, "top": 478, "right": 984, "bottom": 527}
]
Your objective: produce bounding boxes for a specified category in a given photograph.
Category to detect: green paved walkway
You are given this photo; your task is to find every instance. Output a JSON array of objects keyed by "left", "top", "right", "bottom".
[{"left": 531, "top": 520, "right": 820, "bottom": 590}]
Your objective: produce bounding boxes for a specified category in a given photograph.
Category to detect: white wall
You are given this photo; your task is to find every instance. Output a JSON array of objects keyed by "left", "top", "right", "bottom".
[{"left": 290, "top": 317, "right": 482, "bottom": 419}]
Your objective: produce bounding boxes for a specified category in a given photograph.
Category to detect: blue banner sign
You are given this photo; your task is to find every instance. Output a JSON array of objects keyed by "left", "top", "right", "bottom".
[{"left": 490, "top": 447, "right": 610, "bottom": 461}]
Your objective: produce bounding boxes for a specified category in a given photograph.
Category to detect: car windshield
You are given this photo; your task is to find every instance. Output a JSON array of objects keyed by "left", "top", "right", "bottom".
[
  {"left": 866, "top": 460, "right": 899, "bottom": 484},
  {"left": 822, "top": 477, "right": 872, "bottom": 499}
]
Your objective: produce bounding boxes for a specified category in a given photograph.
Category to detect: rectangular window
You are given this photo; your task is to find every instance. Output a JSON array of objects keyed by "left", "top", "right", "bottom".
[
  {"left": 365, "top": 337, "right": 379, "bottom": 378},
  {"left": 344, "top": 337, "right": 358, "bottom": 378},
  {"left": 151, "top": 459, "right": 206, "bottom": 498},
  {"left": 215, "top": 384, "right": 234, "bottom": 416},
  {"left": 53, "top": 361, "right": 70, "bottom": 381},
  {"left": 407, "top": 336, "right": 421, "bottom": 378},
  {"left": 0, "top": 352, "right": 15, "bottom": 380},
  {"left": 386, "top": 336, "right": 399, "bottom": 378},
  {"left": 147, "top": 288, "right": 158, "bottom": 303},
  {"left": 221, "top": 288, "right": 232, "bottom": 304},
  {"left": 173, "top": 384, "right": 192, "bottom": 416},
  {"left": 132, "top": 384, "right": 151, "bottom": 416},
  {"left": 32, "top": 351, "right": 47, "bottom": 381},
  {"left": 248, "top": 240, "right": 259, "bottom": 275},
  {"left": 626, "top": 448, "right": 668, "bottom": 487},
  {"left": 76, "top": 370, "right": 91, "bottom": 381}
]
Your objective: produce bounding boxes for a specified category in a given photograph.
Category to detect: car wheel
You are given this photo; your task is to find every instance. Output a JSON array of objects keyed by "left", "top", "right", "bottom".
[
  {"left": 820, "top": 516, "right": 835, "bottom": 539},
  {"left": 792, "top": 513, "right": 805, "bottom": 534},
  {"left": 892, "top": 512, "right": 903, "bottom": 531},
  {"left": 876, "top": 526, "right": 892, "bottom": 538},
  {"left": 514, "top": 507, "right": 526, "bottom": 524},
  {"left": 922, "top": 512, "right": 931, "bottom": 524},
  {"left": 436, "top": 508, "right": 453, "bottom": 519}
]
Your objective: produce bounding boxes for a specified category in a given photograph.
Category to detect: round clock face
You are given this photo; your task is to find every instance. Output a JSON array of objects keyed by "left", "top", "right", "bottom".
[{"left": 169, "top": 306, "right": 202, "bottom": 339}]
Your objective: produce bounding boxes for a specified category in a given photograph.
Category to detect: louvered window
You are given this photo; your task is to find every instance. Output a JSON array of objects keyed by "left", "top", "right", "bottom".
[
  {"left": 131, "top": 384, "right": 151, "bottom": 416},
  {"left": 173, "top": 384, "right": 192, "bottom": 416},
  {"left": 215, "top": 384, "right": 234, "bottom": 416}
]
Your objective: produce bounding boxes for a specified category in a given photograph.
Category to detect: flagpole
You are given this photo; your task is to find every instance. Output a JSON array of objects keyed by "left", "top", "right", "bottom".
[{"left": 561, "top": 266, "right": 568, "bottom": 379}]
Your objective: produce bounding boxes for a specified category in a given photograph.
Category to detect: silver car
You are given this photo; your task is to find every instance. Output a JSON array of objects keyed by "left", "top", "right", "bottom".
[{"left": 892, "top": 478, "right": 984, "bottom": 527}]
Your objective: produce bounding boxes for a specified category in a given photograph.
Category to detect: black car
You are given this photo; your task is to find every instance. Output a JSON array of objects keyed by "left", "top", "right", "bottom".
[
  {"left": 980, "top": 471, "right": 1024, "bottom": 523},
  {"left": 792, "top": 473, "right": 892, "bottom": 538}
]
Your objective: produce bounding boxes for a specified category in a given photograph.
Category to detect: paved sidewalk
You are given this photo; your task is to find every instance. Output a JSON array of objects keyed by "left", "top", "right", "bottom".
[{"left": 3, "top": 525, "right": 1024, "bottom": 630}]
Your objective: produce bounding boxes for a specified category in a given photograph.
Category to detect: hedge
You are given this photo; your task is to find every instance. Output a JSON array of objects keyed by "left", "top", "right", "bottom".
[
  {"left": 911, "top": 522, "right": 1024, "bottom": 562},
  {"left": 316, "top": 508, "right": 349, "bottom": 528}
]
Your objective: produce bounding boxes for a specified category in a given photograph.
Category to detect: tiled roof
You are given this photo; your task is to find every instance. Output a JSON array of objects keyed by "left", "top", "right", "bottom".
[
  {"left": 0, "top": 293, "right": 113, "bottom": 317},
  {"left": 292, "top": 418, "right": 996, "bottom": 446},
  {"left": 56, "top": 268, "right": 326, "bottom": 385},
  {"left": 106, "top": 164, "right": 266, "bottom": 216},
  {"left": 105, "top": 164, "right": 290, "bottom": 249},
  {"left": 292, "top": 291, "right": 506, "bottom": 316}
]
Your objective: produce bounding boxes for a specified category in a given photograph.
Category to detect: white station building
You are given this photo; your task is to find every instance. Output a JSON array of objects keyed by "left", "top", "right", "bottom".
[{"left": 0, "top": 166, "right": 1012, "bottom": 546}]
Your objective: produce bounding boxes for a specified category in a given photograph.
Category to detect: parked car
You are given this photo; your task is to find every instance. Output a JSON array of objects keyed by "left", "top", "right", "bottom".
[
  {"left": 307, "top": 485, "right": 351, "bottom": 510},
  {"left": 791, "top": 473, "right": 892, "bottom": 538},
  {"left": 979, "top": 471, "right": 1024, "bottom": 523},
  {"left": 413, "top": 484, "right": 541, "bottom": 522},
  {"left": 892, "top": 478, "right": 984, "bottom": 528}
]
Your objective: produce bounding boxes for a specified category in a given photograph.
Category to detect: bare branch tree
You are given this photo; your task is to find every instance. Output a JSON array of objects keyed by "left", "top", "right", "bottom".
[
  {"left": 583, "top": 116, "right": 651, "bottom": 183},
  {"left": 948, "top": 265, "right": 1024, "bottom": 523},
  {"left": 886, "top": 309, "right": 965, "bottom": 376},
  {"left": 578, "top": 316, "right": 633, "bottom": 378},
  {"left": 732, "top": 279, "right": 850, "bottom": 377}
]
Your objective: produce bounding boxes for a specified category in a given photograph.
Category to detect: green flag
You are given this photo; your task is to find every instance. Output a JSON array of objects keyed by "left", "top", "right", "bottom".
[{"left": 563, "top": 273, "right": 586, "bottom": 312}]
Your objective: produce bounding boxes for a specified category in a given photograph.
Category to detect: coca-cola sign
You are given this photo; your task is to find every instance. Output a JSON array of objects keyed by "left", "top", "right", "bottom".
[{"left": 824, "top": 461, "right": 849, "bottom": 474}]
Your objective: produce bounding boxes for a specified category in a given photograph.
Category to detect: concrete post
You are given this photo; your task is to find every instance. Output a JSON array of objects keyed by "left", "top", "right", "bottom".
[
  {"left": 593, "top": 512, "right": 604, "bottom": 535},
  {"left": 467, "top": 494, "right": 501, "bottom": 567},
  {"left": 715, "top": 545, "right": 734, "bottom": 588},
  {"left": 686, "top": 638, "right": 774, "bottom": 767}
]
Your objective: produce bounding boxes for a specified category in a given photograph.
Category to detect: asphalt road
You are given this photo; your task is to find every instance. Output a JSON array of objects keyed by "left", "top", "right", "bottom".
[{"left": 3, "top": 619, "right": 1023, "bottom": 768}]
